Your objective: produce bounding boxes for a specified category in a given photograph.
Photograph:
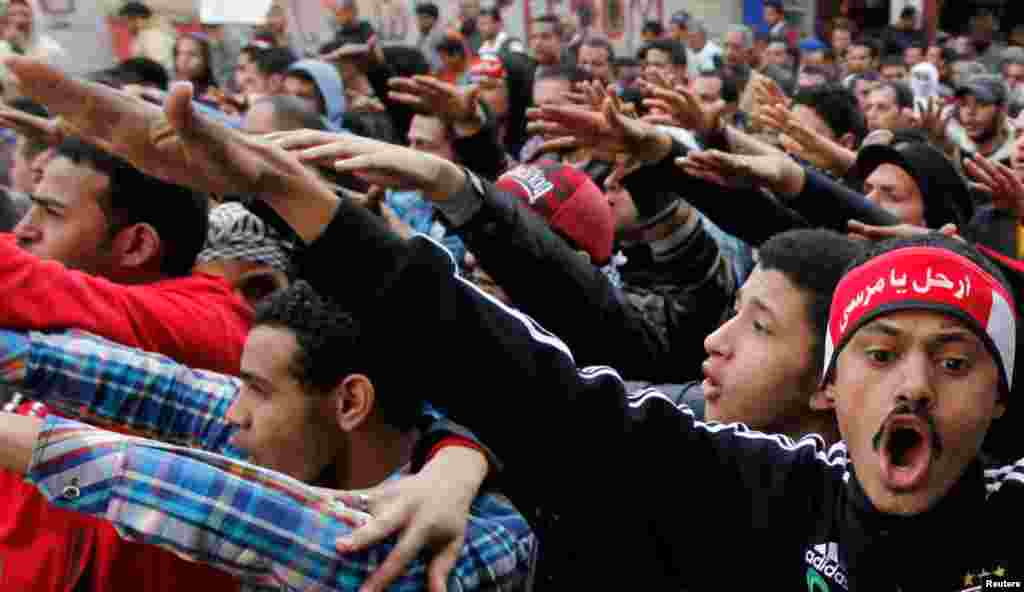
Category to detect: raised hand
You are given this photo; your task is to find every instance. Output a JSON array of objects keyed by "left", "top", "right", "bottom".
[
  {"left": 638, "top": 80, "right": 724, "bottom": 136},
  {"left": 847, "top": 219, "right": 960, "bottom": 242},
  {"left": 965, "top": 154, "right": 1024, "bottom": 217},
  {"left": 677, "top": 149, "right": 804, "bottom": 196},
  {"left": 333, "top": 446, "right": 489, "bottom": 592},
  {"left": 526, "top": 94, "right": 672, "bottom": 164},
  {"left": 7, "top": 57, "right": 339, "bottom": 243},
  {"left": 387, "top": 75, "right": 482, "bottom": 125},
  {"left": 909, "top": 96, "right": 952, "bottom": 144}
]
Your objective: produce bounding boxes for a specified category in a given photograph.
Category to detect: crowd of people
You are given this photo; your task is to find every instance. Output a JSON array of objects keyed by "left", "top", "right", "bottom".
[{"left": 0, "top": 0, "right": 1021, "bottom": 590}]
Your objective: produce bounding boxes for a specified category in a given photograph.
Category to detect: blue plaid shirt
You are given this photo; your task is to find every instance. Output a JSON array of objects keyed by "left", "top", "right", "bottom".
[{"left": 2, "top": 330, "right": 534, "bottom": 591}]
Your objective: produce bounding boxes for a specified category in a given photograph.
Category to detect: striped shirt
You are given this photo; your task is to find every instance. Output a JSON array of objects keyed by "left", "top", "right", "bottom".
[{"left": 3, "top": 329, "right": 534, "bottom": 591}]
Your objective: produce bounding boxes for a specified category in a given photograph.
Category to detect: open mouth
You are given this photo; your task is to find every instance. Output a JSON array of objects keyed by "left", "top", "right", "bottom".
[{"left": 875, "top": 415, "right": 935, "bottom": 492}]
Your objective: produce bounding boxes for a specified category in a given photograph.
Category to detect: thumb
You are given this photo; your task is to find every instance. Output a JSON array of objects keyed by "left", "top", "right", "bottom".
[
  {"left": 939, "top": 223, "right": 959, "bottom": 237},
  {"left": 164, "top": 81, "right": 198, "bottom": 139}
]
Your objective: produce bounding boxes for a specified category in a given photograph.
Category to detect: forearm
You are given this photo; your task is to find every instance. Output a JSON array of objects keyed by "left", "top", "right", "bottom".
[
  {"left": 725, "top": 125, "right": 787, "bottom": 157},
  {"left": 15, "top": 329, "right": 237, "bottom": 451},
  {"left": 622, "top": 141, "right": 808, "bottom": 246},
  {"left": 786, "top": 168, "right": 899, "bottom": 231},
  {"left": 439, "top": 179, "right": 672, "bottom": 376},
  {"left": 0, "top": 412, "right": 41, "bottom": 474}
]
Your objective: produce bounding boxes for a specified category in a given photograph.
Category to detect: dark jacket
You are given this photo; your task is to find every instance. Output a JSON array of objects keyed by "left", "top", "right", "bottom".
[
  {"left": 435, "top": 171, "right": 731, "bottom": 383},
  {"left": 296, "top": 184, "right": 1022, "bottom": 591}
]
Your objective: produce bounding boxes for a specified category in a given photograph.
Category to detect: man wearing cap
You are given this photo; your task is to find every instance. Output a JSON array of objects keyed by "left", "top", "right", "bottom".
[{"left": 946, "top": 74, "right": 1017, "bottom": 165}]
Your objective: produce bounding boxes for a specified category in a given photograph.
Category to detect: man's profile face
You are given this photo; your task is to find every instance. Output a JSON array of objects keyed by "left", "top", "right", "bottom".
[
  {"left": 832, "top": 310, "right": 1003, "bottom": 515},
  {"left": 14, "top": 156, "right": 116, "bottom": 275},
  {"left": 702, "top": 266, "right": 820, "bottom": 433},
  {"left": 863, "top": 163, "right": 925, "bottom": 226},
  {"left": 227, "top": 325, "right": 342, "bottom": 481}
]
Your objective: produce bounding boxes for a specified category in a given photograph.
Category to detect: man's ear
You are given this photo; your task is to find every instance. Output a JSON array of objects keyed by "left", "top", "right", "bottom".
[
  {"left": 809, "top": 382, "right": 836, "bottom": 411},
  {"left": 334, "top": 374, "right": 375, "bottom": 432},
  {"left": 110, "top": 223, "right": 162, "bottom": 271}
]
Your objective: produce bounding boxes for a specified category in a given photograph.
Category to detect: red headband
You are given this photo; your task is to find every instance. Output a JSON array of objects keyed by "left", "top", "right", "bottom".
[{"left": 824, "top": 247, "right": 1017, "bottom": 390}]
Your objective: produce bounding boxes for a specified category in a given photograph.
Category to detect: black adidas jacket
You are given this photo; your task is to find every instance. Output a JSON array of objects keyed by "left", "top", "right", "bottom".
[{"left": 297, "top": 175, "right": 1021, "bottom": 592}]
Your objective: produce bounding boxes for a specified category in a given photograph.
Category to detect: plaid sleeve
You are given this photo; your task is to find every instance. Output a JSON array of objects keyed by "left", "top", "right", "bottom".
[
  {"left": 23, "top": 329, "right": 239, "bottom": 453},
  {"left": 27, "top": 416, "right": 536, "bottom": 591}
]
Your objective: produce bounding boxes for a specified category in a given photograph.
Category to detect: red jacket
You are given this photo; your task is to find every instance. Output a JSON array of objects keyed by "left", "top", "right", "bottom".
[{"left": 0, "top": 236, "right": 252, "bottom": 592}]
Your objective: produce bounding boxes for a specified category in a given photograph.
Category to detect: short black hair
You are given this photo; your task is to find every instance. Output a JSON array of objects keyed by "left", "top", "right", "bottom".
[
  {"left": 382, "top": 45, "right": 430, "bottom": 78},
  {"left": 54, "top": 138, "right": 209, "bottom": 277},
  {"left": 639, "top": 39, "right": 688, "bottom": 67},
  {"left": 8, "top": 97, "right": 50, "bottom": 161},
  {"left": 480, "top": 7, "right": 501, "bottom": 21},
  {"left": 118, "top": 1, "right": 152, "bottom": 19},
  {"left": 880, "top": 53, "right": 908, "bottom": 71},
  {"left": 758, "top": 229, "right": 866, "bottom": 377},
  {"left": 851, "top": 36, "right": 881, "bottom": 58},
  {"left": 641, "top": 20, "right": 663, "bottom": 36},
  {"left": 114, "top": 57, "right": 170, "bottom": 90},
  {"left": 253, "top": 281, "right": 421, "bottom": 430},
  {"left": 793, "top": 83, "right": 867, "bottom": 144},
  {"left": 414, "top": 2, "right": 439, "bottom": 19},
  {"left": 875, "top": 80, "right": 914, "bottom": 109},
  {"left": 254, "top": 47, "right": 298, "bottom": 76}
]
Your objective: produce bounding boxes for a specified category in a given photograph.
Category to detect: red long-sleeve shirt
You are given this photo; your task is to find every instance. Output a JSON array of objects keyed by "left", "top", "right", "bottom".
[{"left": 0, "top": 235, "right": 252, "bottom": 592}]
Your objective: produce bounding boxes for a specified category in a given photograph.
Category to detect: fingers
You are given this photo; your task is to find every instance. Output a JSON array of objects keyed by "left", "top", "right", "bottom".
[
  {"left": 641, "top": 114, "right": 677, "bottom": 126},
  {"left": 426, "top": 542, "right": 460, "bottom": 592},
  {"left": 356, "top": 525, "right": 429, "bottom": 592},
  {"left": 534, "top": 136, "right": 581, "bottom": 154}
]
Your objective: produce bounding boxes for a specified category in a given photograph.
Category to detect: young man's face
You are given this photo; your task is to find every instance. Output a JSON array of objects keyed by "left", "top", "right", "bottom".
[
  {"left": 14, "top": 156, "right": 120, "bottom": 276},
  {"left": 175, "top": 37, "right": 207, "bottom": 83},
  {"left": 416, "top": 13, "right": 436, "bottom": 35},
  {"left": 832, "top": 310, "right": 1003, "bottom": 515},
  {"left": 764, "top": 42, "right": 789, "bottom": 67},
  {"left": 863, "top": 163, "right": 925, "bottom": 226},
  {"left": 577, "top": 44, "right": 612, "bottom": 84},
  {"left": 904, "top": 46, "right": 924, "bottom": 67},
  {"left": 643, "top": 48, "right": 684, "bottom": 86},
  {"left": 926, "top": 46, "right": 945, "bottom": 73},
  {"left": 846, "top": 45, "right": 873, "bottom": 74},
  {"left": 832, "top": 29, "right": 852, "bottom": 55},
  {"left": 532, "top": 77, "right": 571, "bottom": 108},
  {"left": 958, "top": 95, "right": 1001, "bottom": 144},
  {"left": 724, "top": 31, "right": 748, "bottom": 67},
  {"left": 764, "top": 6, "right": 783, "bottom": 26},
  {"left": 880, "top": 63, "right": 908, "bottom": 82},
  {"left": 478, "top": 14, "right": 499, "bottom": 41},
  {"left": 5, "top": 2, "right": 32, "bottom": 47},
  {"left": 702, "top": 266, "right": 820, "bottom": 434},
  {"left": 865, "top": 87, "right": 905, "bottom": 132},
  {"left": 227, "top": 325, "right": 343, "bottom": 481},
  {"left": 853, "top": 78, "right": 879, "bottom": 111},
  {"left": 531, "top": 25, "right": 562, "bottom": 66},
  {"left": 407, "top": 115, "right": 455, "bottom": 161}
]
